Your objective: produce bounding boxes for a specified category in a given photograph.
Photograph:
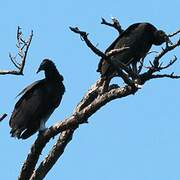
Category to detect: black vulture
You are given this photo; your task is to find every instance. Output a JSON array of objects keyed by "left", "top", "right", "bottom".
[
  {"left": 9, "top": 59, "right": 65, "bottom": 139},
  {"left": 97, "top": 22, "right": 171, "bottom": 77}
]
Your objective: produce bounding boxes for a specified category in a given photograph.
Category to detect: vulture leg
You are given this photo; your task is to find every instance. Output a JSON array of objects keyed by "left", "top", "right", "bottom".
[
  {"left": 101, "top": 78, "right": 111, "bottom": 93},
  {"left": 100, "top": 74, "right": 115, "bottom": 93},
  {"left": 39, "top": 119, "right": 47, "bottom": 131},
  {"left": 98, "top": 77, "right": 109, "bottom": 94},
  {"left": 131, "top": 61, "right": 138, "bottom": 75}
]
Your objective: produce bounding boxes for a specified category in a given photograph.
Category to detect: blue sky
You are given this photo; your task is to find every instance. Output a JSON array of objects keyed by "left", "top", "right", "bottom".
[{"left": 0, "top": 0, "right": 180, "bottom": 179}]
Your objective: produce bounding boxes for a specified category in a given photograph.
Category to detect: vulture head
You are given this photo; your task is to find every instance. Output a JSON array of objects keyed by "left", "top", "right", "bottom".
[
  {"left": 37, "top": 58, "right": 64, "bottom": 81},
  {"left": 153, "top": 30, "right": 172, "bottom": 45},
  {"left": 37, "top": 59, "right": 55, "bottom": 73}
]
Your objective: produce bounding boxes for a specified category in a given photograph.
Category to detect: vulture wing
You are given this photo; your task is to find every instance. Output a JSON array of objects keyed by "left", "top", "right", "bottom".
[
  {"left": 10, "top": 80, "right": 46, "bottom": 138},
  {"left": 9, "top": 79, "right": 63, "bottom": 139},
  {"left": 105, "top": 23, "right": 141, "bottom": 54},
  {"left": 16, "top": 80, "right": 41, "bottom": 98},
  {"left": 97, "top": 23, "right": 141, "bottom": 74},
  {"left": 9, "top": 59, "right": 65, "bottom": 140}
]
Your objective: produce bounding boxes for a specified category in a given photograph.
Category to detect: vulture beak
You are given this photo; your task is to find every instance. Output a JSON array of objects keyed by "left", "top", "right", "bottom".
[
  {"left": 36, "top": 67, "right": 42, "bottom": 74},
  {"left": 165, "top": 35, "right": 173, "bottom": 45}
]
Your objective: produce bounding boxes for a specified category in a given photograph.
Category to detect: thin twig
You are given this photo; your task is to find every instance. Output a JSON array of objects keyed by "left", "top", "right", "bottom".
[
  {"left": 140, "top": 38, "right": 180, "bottom": 83},
  {"left": 158, "top": 56, "right": 177, "bottom": 70},
  {"left": 0, "top": 113, "right": 7, "bottom": 122},
  {"left": 9, "top": 54, "right": 20, "bottom": 69},
  {"left": 150, "top": 73, "right": 180, "bottom": 79},
  {"left": 0, "top": 27, "right": 33, "bottom": 75},
  {"left": 137, "top": 58, "right": 144, "bottom": 74},
  {"left": 168, "top": 29, "right": 180, "bottom": 37},
  {"left": 153, "top": 39, "right": 180, "bottom": 67},
  {"left": 101, "top": 17, "right": 124, "bottom": 34}
]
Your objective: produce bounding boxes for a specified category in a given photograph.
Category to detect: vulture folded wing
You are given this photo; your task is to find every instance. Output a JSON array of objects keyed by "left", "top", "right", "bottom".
[
  {"left": 105, "top": 23, "right": 141, "bottom": 54},
  {"left": 97, "top": 23, "right": 141, "bottom": 73},
  {"left": 9, "top": 59, "right": 65, "bottom": 139},
  {"left": 16, "top": 80, "right": 42, "bottom": 98},
  {"left": 9, "top": 80, "right": 48, "bottom": 139},
  {"left": 97, "top": 23, "right": 150, "bottom": 75}
]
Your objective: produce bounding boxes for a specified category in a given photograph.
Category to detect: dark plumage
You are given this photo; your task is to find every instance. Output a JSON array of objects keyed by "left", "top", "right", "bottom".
[
  {"left": 9, "top": 59, "right": 65, "bottom": 139},
  {"left": 97, "top": 22, "right": 171, "bottom": 77}
]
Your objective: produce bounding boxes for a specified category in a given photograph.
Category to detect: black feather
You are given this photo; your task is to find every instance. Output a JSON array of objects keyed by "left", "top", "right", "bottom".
[
  {"left": 9, "top": 59, "right": 65, "bottom": 139},
  {"left": 97, "top": 22, "right": 169, "bottom": 77}
]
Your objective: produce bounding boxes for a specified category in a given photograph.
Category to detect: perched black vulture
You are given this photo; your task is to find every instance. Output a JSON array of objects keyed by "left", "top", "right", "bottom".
[
  {"left": 9, "top": 59, "right": 65, "bottom": 139},
  {"left": 97, "top": 22, "right": 171, "bottom": 77}
]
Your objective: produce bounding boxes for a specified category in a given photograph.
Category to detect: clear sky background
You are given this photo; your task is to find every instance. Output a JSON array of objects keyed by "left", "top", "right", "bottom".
[{"left": 0, "top": 0, "right": 180, "bottom": 179}]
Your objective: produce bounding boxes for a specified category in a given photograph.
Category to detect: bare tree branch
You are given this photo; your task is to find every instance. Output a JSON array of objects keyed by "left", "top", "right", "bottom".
[
  {"left": 137, "top": 51, "right": 158, "bottom": 73},
  {"left": 158, "top": 56, "right": 177, "bottom": 70},
  {"left": 150, "top": 73, "right": 180, "bottom": 79},
  {"left": 101, "top": 17, "right": 124, "bottom": 34},
  {"left": 18, "top": 25, "right": 180, "bottom": 180},
  {"left": 0, "top": 113, "right": 7, "bottom": 122},
  {"left": 29, "top": 129, "right": 74, "bottom": 180},
  {"left": 18, "top": 133, "right": 53, "bottom": 180},
  {"left": 27, "top": 84, "right": 137, "bottom": 180},
  {"left": 168, "top": 29, "right": 180, "bottom": 37},
  {"left": 0, "top": 27, "right": 33, "bottom": 75},
  {"left": 69, "top": 27, "right": 109, "bottom": 58},
  {"left": 0, "top": 28, "right": 32, "bottom": 127},
  {"left": 140, "top": 38, "right": 180, "bottom": 83},
  {"left": 152, "top": 39, "right": 180, "bottom": 68},
  {"left": 18, "top": 78, "right": 138, "bottom": 180},
  {"left": 69, "top": 26, "right": 137, "bottom": 85}
]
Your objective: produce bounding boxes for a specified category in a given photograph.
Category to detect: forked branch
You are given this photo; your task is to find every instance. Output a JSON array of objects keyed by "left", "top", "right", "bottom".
[
  {"left": 101, "top": 17, "right": 124, "bottom": 34},
  {"left": 29, "top": 129, "right": 74, "bottom": 180},
  {"left": 69, "top": 26, "right": 136, "bottom": 85},
  {"left": 140, "top": 38, "right": 180, "bottom": 83},
  {"left": 0, "top": 27, "right": 33, "bottom": 75}
]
